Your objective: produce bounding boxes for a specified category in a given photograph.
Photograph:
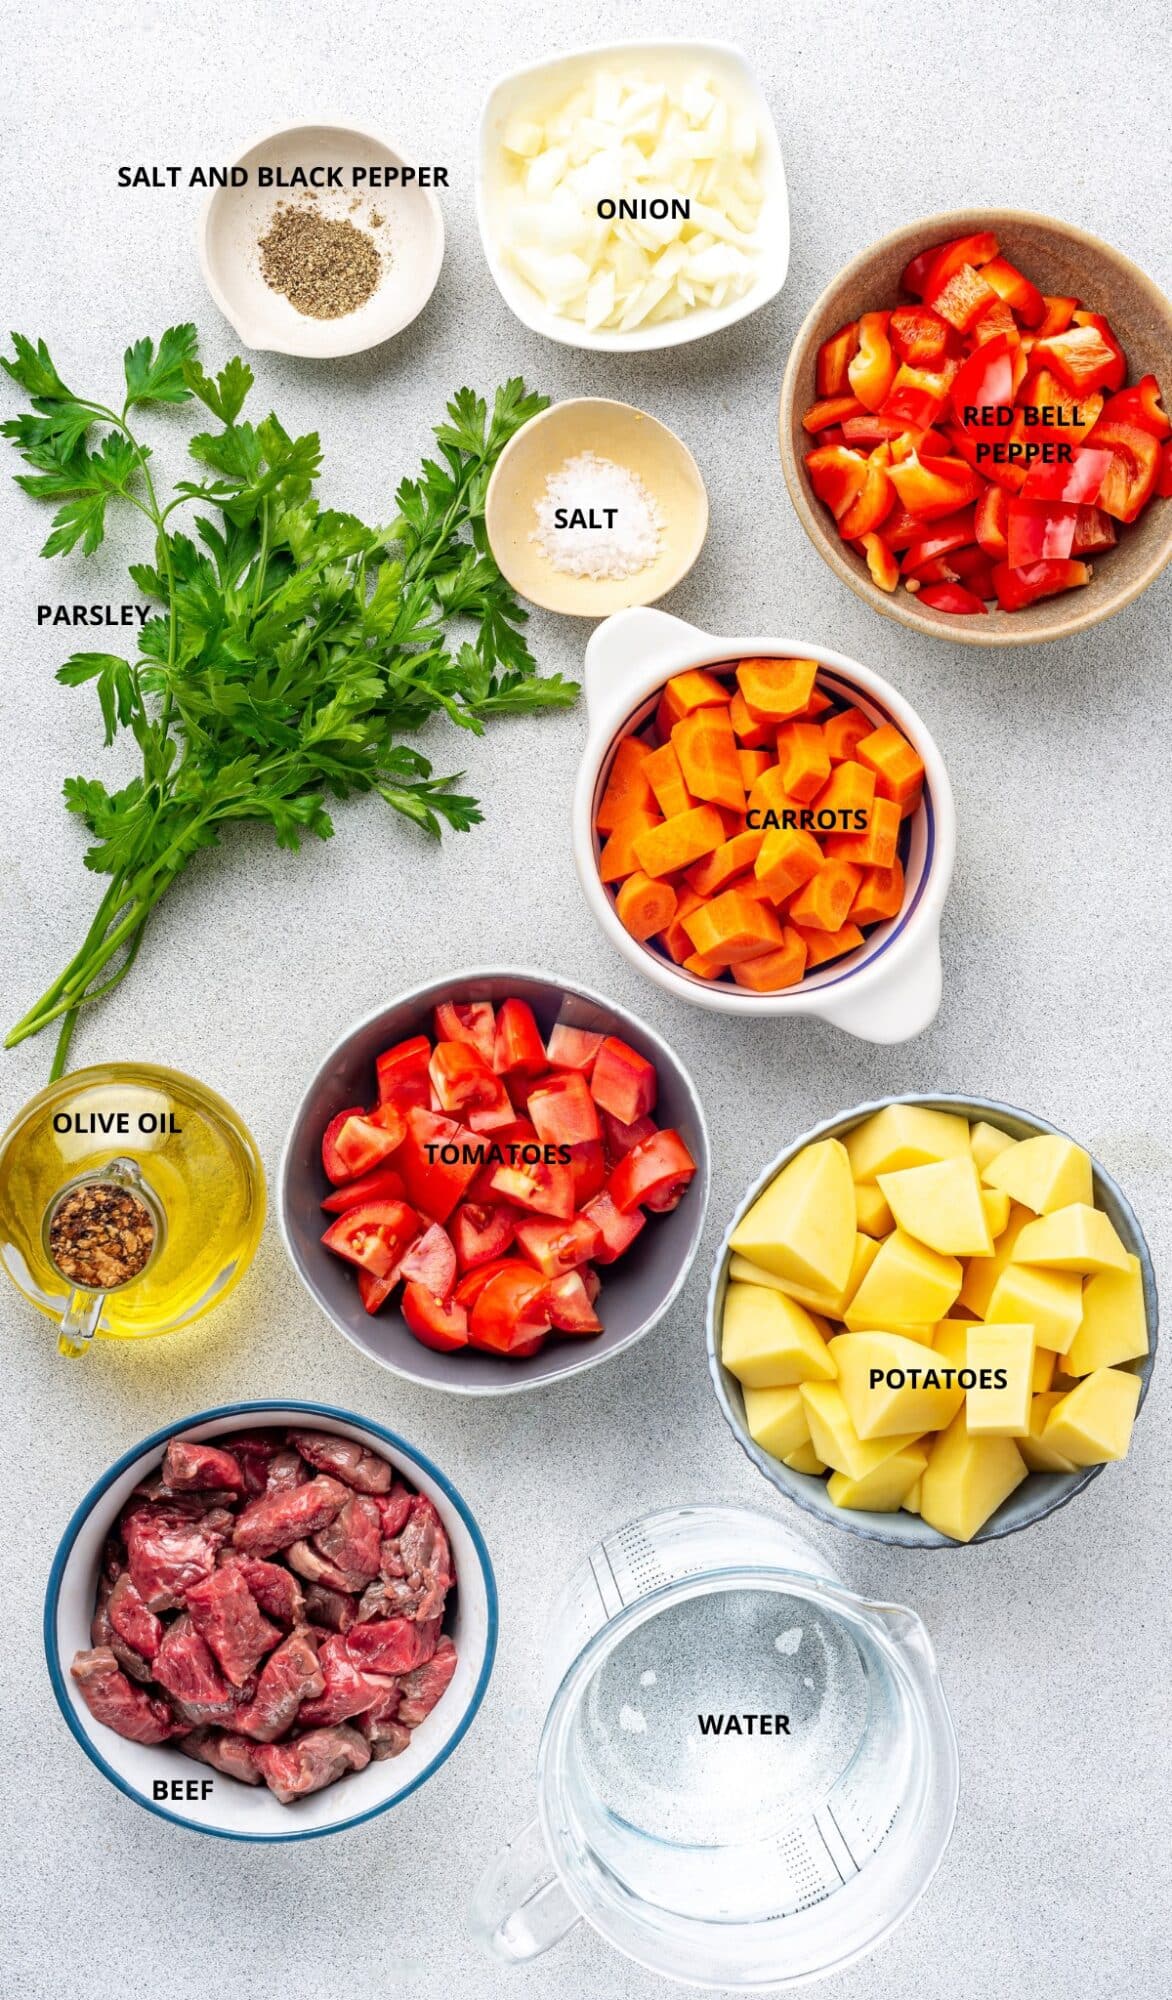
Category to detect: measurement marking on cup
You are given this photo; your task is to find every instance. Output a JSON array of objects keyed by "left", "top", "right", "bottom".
[{"left": 812, "top": 1815, "right": 847, "bottom": 1888}]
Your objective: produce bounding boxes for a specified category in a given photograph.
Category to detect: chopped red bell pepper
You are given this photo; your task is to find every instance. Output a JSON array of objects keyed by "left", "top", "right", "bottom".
[
  {"left": 915, "top": 581, "right": 989, "bottom": 614},
  {"left": 856, "top": 530, "right": 900, "bottom": 591},
  {"left": 1006, "top": 499, "right": 1079, "bottom": 567},
  {"left": 1095, "top": 374, "right": 1169, "bottom": 440},
  {"left": 951, "top": 332, "right": 1018, "bottom": 435},
  {"left": 888, "top": 452, "right": 982, "bottom": 519},
  {"left": 847, "top": 311, "right": 898, "bottom": 412},
  {"left": 805, "top": 444, "right": 870, "bottom": 522},
  {"left": 1158, "top": 441, "right": 1172, "bottom": 499},
  {"left": 1033, "top": 295, "right": 1080, "bottom": 340},
  {"left": 900, "top": 508, "right": 978, "bottom": 574},
  {"left": 1020, "top": 447, "right": 1112, "bottom": 505},
  {"left": 980, "top": 255, "right": 1045, "bottom": 328},
  {"left": 816, "top": 320, "right": 859, "bottom": 396},
  {"left": 974, "top": 485, "right": 1009, "bottom": 557},
  {"left": 802, "top": 394, "right": 866, "bottom": 434},
  {"left": 837, "top": 449, "right": 894, "bottom": 539},
  {"left": 881, "top": 362, "right": 956, "bottom": 432},
  {"left": 1071, "top": 506, "right": 1118, "bottom": 555},
  {"left": 1032, "top": 323, "right": 1127, "bottom": 398},
  {"left": 991, "top": 559, "right": 1091, "bottom": 611},
  {"left": 927, "top": 262, "right": 999, "bottom": 334},
  {"left": 1085, "top": 418, "right": 1161, "bottom": 522},
  {"left": 889, "top": 305, "right": 954, "bottom": 367}
]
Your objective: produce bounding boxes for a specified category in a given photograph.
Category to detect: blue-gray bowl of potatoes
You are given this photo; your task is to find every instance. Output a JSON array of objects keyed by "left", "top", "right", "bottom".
[{"left": 706, "top": 1094, "right": 1158, "bottom": 1547}]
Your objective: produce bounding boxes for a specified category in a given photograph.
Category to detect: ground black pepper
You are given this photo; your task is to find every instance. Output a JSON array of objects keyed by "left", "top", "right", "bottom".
[
  {"left": 48, "top": 1182, "right": 155, "bottom": 1289},
  {"left": 258, "top": 203, "right": 382, "bottom": 320}
]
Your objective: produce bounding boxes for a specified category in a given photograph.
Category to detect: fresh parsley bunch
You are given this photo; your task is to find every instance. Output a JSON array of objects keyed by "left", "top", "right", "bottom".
[{"left": 1, "top": 327, "right": 576, "bottom": 1075}]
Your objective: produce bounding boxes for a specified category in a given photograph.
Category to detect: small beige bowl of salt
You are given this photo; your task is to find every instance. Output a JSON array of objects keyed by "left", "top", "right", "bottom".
[{"left": 484, "top": 398, "right": 709, "bottom": 616}]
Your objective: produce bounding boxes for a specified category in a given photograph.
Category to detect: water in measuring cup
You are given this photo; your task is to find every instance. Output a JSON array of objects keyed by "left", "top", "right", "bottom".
[{"left": 570, "top": 1586, "right": 896, "bottom": 1923}]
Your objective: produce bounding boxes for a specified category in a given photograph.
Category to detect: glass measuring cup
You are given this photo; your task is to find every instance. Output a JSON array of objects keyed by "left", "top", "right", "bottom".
[{"left": 471, "top": 1504, "right": 958, "bottom": 1988}]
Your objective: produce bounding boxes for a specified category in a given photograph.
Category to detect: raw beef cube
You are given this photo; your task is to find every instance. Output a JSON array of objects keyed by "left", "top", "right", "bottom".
[
  {"left": 397, "top": 1634, "right": 458, "bottom": 1725},
  {"left": 233, "top": 1628, "right": 324, "bottom": 1743},
  {"left": 231, "top": 1476, "right": 348, "bottom": 1557},
  {"left": 70, "top": 1647, "right": 177, "bottom": 1745},
  {"left": 125, "top": 1505, "right": 226, "bottom": 1611},
  {"left": 91, "top": 1579, "right": 154, "bottom": 1685},
  {"left": 363, "top": 1710, "right": 411, "bottom": 1761},
  {"left": 297, "top": 1634, "right": 396, "bottom": 1728},
  {"left": 313, "top": 1495, "right": 382, "bottom": 1587},
  {"left": 302, "top": 1582, "right": 357, "bottom": 1633},
  {"left": 376, "top": 1484, "right": 413, "bottom": 1538},
  {"left": 227, "top": 1432, "right": 283, "bottom": 1496},
  {"left": 163, "top": 1439, "right": 246, "bottom": 1493},
  {"left": 153, "top": 1614, "right": 235, "bottom": 1722},
  {"left": 185, "top": 1566, "right": 282, "bottom": 1686},
  {"left": 265, "top": 1448, "right": 309, "bottom": 1495},
  {"left": 287, "top": 1430, "right": 393, "bottom": 1495},
  {"left": 379, "top": 1496, "right": 454, "bottom": 1622},
  {"left": 255, "top": 1724, "right": 371, "bottom": 1804},
  {"left": 219, "top": 1553, "right": 305, "bottom": 1627},
  {"left": 346, "top": 1615, "right": 440, "bottom": 1676},
  {"left": 285, "top": 1540, "right": 365, "bottom": 1593},
  {"left": 108, "top": 1572, "right": 163, "bottom": 1662},
  {"left": 181, "top": 1729, "right": 262, "bottom": 1785}
]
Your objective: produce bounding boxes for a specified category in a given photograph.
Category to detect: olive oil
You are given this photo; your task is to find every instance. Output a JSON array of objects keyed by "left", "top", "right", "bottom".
[{"left": 0, "top": 1063, "right": 264, "bottom": 1351}]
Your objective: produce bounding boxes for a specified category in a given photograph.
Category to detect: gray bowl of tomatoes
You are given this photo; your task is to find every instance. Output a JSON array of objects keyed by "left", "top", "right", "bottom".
[{"left": 278, "top": 968, "right": 711, "bottom": 1395}]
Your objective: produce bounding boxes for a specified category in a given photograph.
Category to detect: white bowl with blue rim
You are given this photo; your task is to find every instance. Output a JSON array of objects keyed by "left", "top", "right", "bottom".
[
  {"left": 44, "top": 1401, "right": 496, "bottom": 1839},
  {"left": 707, "top": 1095, "right": 1159, "bottom": 1547},
  {"left": 572, "top": 609, "right": 955, "bottom": 1043}
]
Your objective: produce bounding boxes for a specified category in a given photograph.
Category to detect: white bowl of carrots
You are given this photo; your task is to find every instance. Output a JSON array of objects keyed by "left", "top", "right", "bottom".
[{"left": 572, "top": 609, "right": 955, "bottom": 1043}]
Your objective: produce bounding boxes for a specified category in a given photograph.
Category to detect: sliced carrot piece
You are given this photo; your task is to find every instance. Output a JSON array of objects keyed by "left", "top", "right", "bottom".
[
  {"left": 685, "top": 829, "right": 765, "bottom": 897},
  {"left": 661, "top": 883, "right": 706, "bottom": 964},
  {"left": 754, "top": 826, "right": 824, "bottom": 900},
  {"left": 801, "top": 688, "right": 834, "bottom": 718},
  {"left": 738, "top": 747, "right": 771, "bottom": 788},
  {"left": 811, "top": 759, "right": 876, "bottom": 822},
  {"left": 773, "top": 722, "right": 831, "bottom": 804},
  {"left": 824, "top": 796, "right": 901, "bottom": 869},
  {"left": 735, "top": 657, "right": 819, "bottom": 724},
  {"left": 682, "top": 888, "right": 785, "bottom": 965},
  {"left": 855, "top": 724, "right": 925, "bottom": 808},
  {"left": 671, "top": 708, "right": 746, "bottom": 814},
  {"left": 729, "top": 688, "right": 773, "bottom": 747},
  {"left": 684, "top": 947, "right": 733, "bottom": 979},
  {"left": 732, "top": 929, "right": 809, "bottom": 991},
  {"left": 616, "top": 871, "right": 677, "bottom": 944},
  {"left": 850, "top": 859, "right": 905, "bottom": 925},
  {"left": 788, "top": 858, "right": 863, "bottom": 932},
  {"left": 791, "top": 920, "right": 865, "bottom": 968},
  {"left": 597, "top": 736, "right": 653, "bottom": 833},
  {"left": 897, "top": 783, "right": 923, "bottom": 821},
  {"left": 746, "top": 764, "right": 797, "bottom": 825},
  {"left": 633, "top": 805, "right": 726, "bottom": 879},
  {"left": 658, "top": 668, "right": 729, "bottom": 731},
  {"left": 643, "top": 741, "right": 695, "bottom": 820},
  {"left": 599, "top": 806, "right": 662, "bottom": 882},
  {"left": 822, "top": 706, "right": 873, "bottom": 763}
]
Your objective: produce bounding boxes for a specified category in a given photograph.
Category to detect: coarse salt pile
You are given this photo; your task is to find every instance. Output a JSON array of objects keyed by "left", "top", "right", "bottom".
[{"left": 532, "top": 451, "right": 664, "bottom": 579}]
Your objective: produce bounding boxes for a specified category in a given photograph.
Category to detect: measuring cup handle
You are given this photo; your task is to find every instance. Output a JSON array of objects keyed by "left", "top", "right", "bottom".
[
  {"left": 57, "top": 1288, "right": 106, "bottom": 1358},
  {"left": 469, "top": 1817, "right": 580, "bottom": 1966}
]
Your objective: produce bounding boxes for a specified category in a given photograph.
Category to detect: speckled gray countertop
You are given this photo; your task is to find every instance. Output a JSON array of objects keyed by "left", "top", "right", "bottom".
[{"left": 1, "top": 2, "right": 1170, "bottom": 1995}]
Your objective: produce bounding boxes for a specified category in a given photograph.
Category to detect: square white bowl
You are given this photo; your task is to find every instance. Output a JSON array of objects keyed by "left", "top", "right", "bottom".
[{"left": 476, "top": 40, "right": 789, "bottom": 351}]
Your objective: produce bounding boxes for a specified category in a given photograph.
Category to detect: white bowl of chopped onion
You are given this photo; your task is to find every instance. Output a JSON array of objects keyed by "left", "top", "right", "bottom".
[{"left": 476, "top": 41, "right": 789, "bottom": 350}]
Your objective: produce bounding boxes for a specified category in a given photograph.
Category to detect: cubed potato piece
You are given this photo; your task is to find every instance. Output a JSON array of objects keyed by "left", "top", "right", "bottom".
[
  {"left": 920, "top": 1412, "right": 1027, "bottom": 1541},
  {"left": 981, "top": 1133, "right": 1093, "bottom": 1214},
  {"left": 840, "top": 1305, "right": 936, "bottom": 1343},
  {"left": 958, "top": 1203, "right": 1033, "bottom": 1315},
  {"left": 1041, "top": 1367, "right": 1141, "bottom": 1465},
  {"left": 729, "top": 1139, "right": 855, "bottom": 1295},
  {"left": 982, "top": 1188, "right": 1011, "bottom": 1238},
  {"left": 1032, "top": 1347, "right": 1058, "bottom": 1393},
  {"left": 1065, "top": 1255, "right": 1149, "bottom": 1376},
  {"left": 742, "top": 1385, "right": 811, "bottom": 1461},
  {"left": 844, "top": 1104, "right": 971, "bottom": 1182},
  {"left": 970, "top": 1119, "right": 1014, "bottom": 1173},
  {"left": 985, "top": 1264, "right": 1083, "bottom": 1355},
  {"left": 1011, "top": 1202, "right": 1131, "bottom": 1276},
  {"left": 799, "top": 1381, "right": 921, "bottom": 1480},
  {"left": 846, "top": 1228, "right": 963, "bottom": 1328},
  {"left": 965, "top": 1324, "right": 1035, "bottom": 1437},
  {"left": 783, "top": 1440, "right": 827, "bottom": 1475},
  {"left": 854, "top": 1181, "right": 893, "bottom": 1238},
  {"left": 1018, "top": 1392, "right": 1077, "bottom": 1474},
  {"left": 829, "top": 1331, "right": 966, "bottom": 1439},
  {"left": 931, "top": 1320, "right": 971, "bottom": 1368},
  {"left": 721, "top": 1282, "right": 836, "bottom": 1387},
  {"left": 902, "top": 1474, "right": 924, "bottom": 1514},
  {"left": 828, "top": 1443, "right": 928, "bottom": 1513},
  {"left": 728, "top": 1233, "right": 878, "bottom": 1317},
  {"left": 877, "top": 1155, "right": 993, "bottom": 1256}
]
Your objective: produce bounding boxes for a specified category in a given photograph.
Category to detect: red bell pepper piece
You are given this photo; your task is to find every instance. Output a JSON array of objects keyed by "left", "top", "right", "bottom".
[
  {"left": 847, "top": 311, "right": 898, "bottom": 412},
  {"left": 888, "top": 451, "right": 982, "bottom": 519},
  {"left": 1071, "top": 506, "right": 1118, "bottom": 556},
  {"left": 889, "top": 305, "right": 954, "bottom": 367},
  {"left": 837, "top": 448, "right": 894, "bottom": 539},
  {"left": 1084, "top": 418, "right": 1161, "bottom": 522},
  {"left": 991, "top": 560, "right": 1091, "bottom": 611},
  {"left": 590, "top": 1038, "right": 657, "bottom": 1124},
  {"left": 840, "top": 413, "right": 916, "bottom": 447},
  {"left": 900, "top": 508, "right": 978, "bottom": 574},
  {"left": 1032, "top": 295, "right": 1080, "bottom": 340},
  {"left": 880, "top": 506, "right": 928, "bottom": 550},
  {"left": 951, "top": 332, "right": 1018, "bottom": 434},
  {"left": 881, "top": 362, "right": 956, "bottom": 432},
  {"left": 492, "top": 998, "right": 547, "bottom": 1077},
  {"left": 375, "top": 1035, "right": 432, "bottom": 1112},
  {"left": 1070, "top": 310, "right": 1127, "bottom": 390},
  {"left": 856, "top": 530, "right": 900, "bottom": 591},
  {"left": 980, "top": 255, "right": 1046, "bottom": 328},
  {"left": 971, "top": 299, "right": 1022, "bottom": 350},
  {"left": 1094, "top": 375, "right": 1169, "bottom": 441},
  {"left": 1158, "top": 441, "right": 1172, "bottom": 499},
  {"left": 816, "top": 320, "right": 859, "bottom": 396},
  {"left": 915, "top": 581, "right": 988, "bottom": 615},
  {"left": 1006, "top": 499, "right": 1079, "bottom": 567},
  {"left": 922, "top": 232, "right": 1000, "bottom": 298},
  {"left": 1020, "top": 447, "right": 1112, "bottom": 505},
  {"left": 805, "top": 444, "right": 870, "bottom": 522},
  {"left": 801, "top": 394, "right": 866, "bottom": 433},
  {"left": 974, "top": 485, "right": 1009, "bottom": 558},
  {"left": 900, "top": 246, "right": 940, "bottom": 299},
  {"left": 1032, "top": 323, "right": 1127, "bottom": 398}
]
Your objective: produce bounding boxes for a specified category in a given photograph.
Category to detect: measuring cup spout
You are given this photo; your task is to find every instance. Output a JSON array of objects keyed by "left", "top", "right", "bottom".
[{"left": 469, "top": 1817, "right": 581, "bottom": 1967}]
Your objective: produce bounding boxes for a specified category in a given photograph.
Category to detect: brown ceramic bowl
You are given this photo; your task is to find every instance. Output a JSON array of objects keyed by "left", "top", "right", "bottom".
[{"left": 779, "top": 209, "right": 1172, "bottom": 646}]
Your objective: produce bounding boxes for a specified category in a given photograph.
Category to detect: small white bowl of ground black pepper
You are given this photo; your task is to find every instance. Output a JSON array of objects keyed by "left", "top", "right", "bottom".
[{"left": 198, "top": 119, "right": 445, "bottom": 358}]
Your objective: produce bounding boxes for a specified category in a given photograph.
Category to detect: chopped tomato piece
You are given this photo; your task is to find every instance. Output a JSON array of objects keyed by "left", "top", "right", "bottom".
[
  {"left": 375, "top": 1035, "right": 432, "bottom": 1112},
  {"left": 401, "top": 1282, "right": 469, "bottom": 1352},
  {"left": 321, "top": 1200, "right": 421, "bottom": 1281},
  {"left": 321, "top": 1165, "right": 407, "bottom": 1214},
  {"left": 321, "top": 1108, "right": 400, "bottom": 1186},
  {"left": 581, "top": 1191, "right": 646, "bottom": 1263},
  {"left": 590, "top": 1038, "right": 657, "bottom": 1124},
  {"left": 450, "top": 1202, "right": 517, "bottom": 1271},
  {"left": 544, "top": 1023, "right": 604, "bottom": 1074},
  {"left": 430, "top": 1040, "right": 502, "bottom": 1116},
  {"left": 492, "top": 998, "right": 547, "bottom": 1077},
  {"left": 396, "top": 1107, "right": 481, "bottom": 1223},
  {"left": 514, "top": 1214, "right": 602, "bottom": 1278},
  {"left": 540, "top": 1270, "right": 603, "bottom": 1335},
  {"left": 454, "top": 1257, "right": 518, "bottom": 1310},
  {"left": 468, "top": 1266, "right": 551, "bottom": 1355},
  {"left": 357, "top": 1268, "right": 397, "bottom": 1315},
  {"left": 608, "top": 1130, "right": 697, "bottom": 1214},
  {"left": 487, "top": 1153, "right": 575, "bottom": 1221},
  {"left": 527, "top": 1072, "right": 601, "bottom": 1149},
  {"left": 601, "top": 1111, "right": 658, "bottom": 1160},
  {"left": 397, "top": 1223, "right": 458, "bottom": 1302},
  {"left": 433, "top": 1000, "right": 495, "bottom": 1064},
  {"left": 566, "top": 1138, "right": 607, "bottom": 1205}
]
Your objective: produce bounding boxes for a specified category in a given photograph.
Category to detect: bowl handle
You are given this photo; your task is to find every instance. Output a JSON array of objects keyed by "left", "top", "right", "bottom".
[
  {"left": 814, "top": 920, "right": 944, "bottom": 1044},
  {"left": 584, "top": 607, "right": 701, "bottom": 738}
]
